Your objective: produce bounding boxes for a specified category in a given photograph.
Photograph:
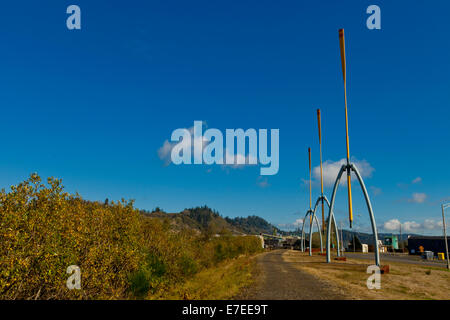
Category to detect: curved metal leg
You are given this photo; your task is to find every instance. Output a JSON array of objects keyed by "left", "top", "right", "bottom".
[
  {"left": 351, "top": 163, "right": 380, "bottom": 266},
  {"left": 326, "top": 164, "right": 346, "bottom": 263},
  {"left": 300, "top": 211, "right": 310, "bottom": 252},
  {"left": 312, "top": 197, "right": 325, "bottom": 253},
  {"left": 316, "top": 214, "right": 323, "bottom": 254},
  {"left": 332, "top": 211, "right": 341, "bottom": 257},
  {"left": 313, "top": 197, "right": 322, "bottom": 215},
  {"left": 309, "top": 210, "right": 323, "bottom": 255},
  {"left": 323, "top": 195, "right": 341, "bottom": 257}
]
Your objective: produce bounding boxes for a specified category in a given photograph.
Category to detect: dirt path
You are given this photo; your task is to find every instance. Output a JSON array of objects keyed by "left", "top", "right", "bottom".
[{"left": 236, "top": 249, "right": 350, "bottom": 300}]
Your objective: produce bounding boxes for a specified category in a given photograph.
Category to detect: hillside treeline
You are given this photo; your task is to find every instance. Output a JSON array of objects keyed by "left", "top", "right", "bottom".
[
  {"left": 0, "top": 174, "right": 263, "bottom": 299},
  {"left": 142, "top": 205, "right": 280, "bottom": 235}
]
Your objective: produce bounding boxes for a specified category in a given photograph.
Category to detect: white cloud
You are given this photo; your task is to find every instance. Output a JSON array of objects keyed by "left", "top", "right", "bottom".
[
  {"left": 402, "top": 221, "right": 421, "bottom": 232},
  {"left": 157, "top": 140, "right": 174, "bottom": 165},
  {"left": 409, "top": 192, "right": 427, "bottom": 204},
  {"left": 422, "top": 219, "right": 446, "bottom": 230},
  {"left": 370, "top": 186, "right": 382, "bottom": 196},
  {"left": 308, "top": 158, "right": 374, "bottom": 187},
  {"left": 383, "top": 219, "right": 401, "bottom": 231},
  {"left": 385, "top": 220, "right": 420, "bottom": 232},
  {"left": 157, "top": 126, "right": 206, "bottom": 164},
  {"left": 412, "top": 177, "right": 422, "bottom": 184},
  {"left": 382, "top": 218, "right": 446, "bottom": 233}
]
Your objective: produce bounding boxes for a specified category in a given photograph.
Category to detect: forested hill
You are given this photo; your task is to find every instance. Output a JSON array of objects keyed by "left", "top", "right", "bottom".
[
  {"left": 224, "top": 215, "right": 276, "bottom": 234},
  {"left": 141, "top": 206, "right": 280, "bottom": 235}
]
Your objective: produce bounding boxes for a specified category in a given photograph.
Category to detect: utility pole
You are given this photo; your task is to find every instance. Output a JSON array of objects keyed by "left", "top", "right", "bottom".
[
  {"left": 391, "top": 233, "right": 394, "bottom": 254},
  {"left": 399, "top": 223, "right": 403, "bottom": 253},
  {"left": 353, "top": 232, "right": 356, "bottom": 252},
  {"left": 441, "top": 203, "right": 450, "bottom": 269}
]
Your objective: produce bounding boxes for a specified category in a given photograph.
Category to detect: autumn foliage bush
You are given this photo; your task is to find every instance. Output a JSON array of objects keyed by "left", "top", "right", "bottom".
[{"left": 0, "top": 174, "right": 262, "bottom": 299}]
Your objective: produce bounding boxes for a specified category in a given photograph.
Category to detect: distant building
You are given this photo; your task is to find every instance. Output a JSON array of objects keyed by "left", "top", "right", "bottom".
[
  {"left": 262, "top": 234, "right": 283, "bottom": 249},
  {"left": 384, "top": 235, "right": 399, "bottom": 250},
  {"left": 368, "top": 240, "right": 387, "bottom": 253},
  {"left": 257, "top": 235, "right": 264, "bottom": 249},
  {"left": 408, "top": 236, "right": 449, "bottom": 258},
  {"left": 361, "top": 244, "right": 368, "bottom": 253}
]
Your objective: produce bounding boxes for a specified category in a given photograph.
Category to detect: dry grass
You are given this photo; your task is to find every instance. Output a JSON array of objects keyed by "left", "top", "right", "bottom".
[
  {"left": 282, "top": 250, "right": 450, "bottom": 300},
  {"left": 155, "top": 255, "right": 258, "bottom": 300}
]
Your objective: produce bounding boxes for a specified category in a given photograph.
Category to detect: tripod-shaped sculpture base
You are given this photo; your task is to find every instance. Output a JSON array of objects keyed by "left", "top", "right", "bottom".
[
  {"left": 301, "top": 209, "right": 323, "bottom": 255},
  {"left": 300, "top": 209, "right": 323, "bottom": 255},
  {"left": 326, "top": 163, "right": 380, "bottom": 266},
  {"left": 312, "top": 195, "right": 341, "bottom": 257}
]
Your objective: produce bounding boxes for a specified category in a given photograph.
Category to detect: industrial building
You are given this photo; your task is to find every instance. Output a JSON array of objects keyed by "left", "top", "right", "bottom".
[{"left": 407, "top": 236, "right": 449, "bottom": 258}]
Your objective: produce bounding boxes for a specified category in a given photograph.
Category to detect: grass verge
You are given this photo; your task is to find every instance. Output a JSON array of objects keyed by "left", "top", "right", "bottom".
[{"left": 153, "top": 255, "right": 258, "bottom": 300}]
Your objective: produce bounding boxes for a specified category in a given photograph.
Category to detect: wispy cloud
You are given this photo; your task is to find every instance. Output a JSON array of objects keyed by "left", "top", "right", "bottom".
[
  {"left": 370, "top": 186, "right": 382, "bottom": 196},
  {"left": 412, "top": 177, "right": 422, "bottom": 184},
  {"left": 397, "top": 176, "right": 423, "bottom": 189},
  {"left": 408, "top": 192, "right": 427, "bottom": 203},
  {"left": 257, "top": 177, "right": 270, "bottom": 188},
  {"left": 278, "top": 218, "right": 304, "bottom": 231}
]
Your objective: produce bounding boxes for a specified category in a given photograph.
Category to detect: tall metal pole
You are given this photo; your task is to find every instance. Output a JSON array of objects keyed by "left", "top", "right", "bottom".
[
  {"left": 317, "top": 109, "right": 325, "bottom": 234},
  {"left": 308, "top": 148, "right": 312, "bottom": 227},
  {"left": 308, "top": 147, "right": 312, "bottom": 211},
  {"left": 325, "top": 29, "right": 380, "bottom": 266},
  {"left": 339, "top": 29, "right": 353, "bottom": 229},
  {"left": 441, "top": 203, "right": 450, "bottom": 269},
  {"left": 301, "top": 148, "right": 314, "bottom": 252}
]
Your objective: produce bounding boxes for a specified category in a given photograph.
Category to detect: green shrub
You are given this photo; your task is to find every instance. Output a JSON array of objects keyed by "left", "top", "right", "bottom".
[
  {"left": 129, "top": 269, "right": 151, "bottom": 299},
  {"left": 179, "top": 255, "right": 198, "bottom": 277},
  {"left": 0, "top": 174, "right": 263, "bottom": 300}
]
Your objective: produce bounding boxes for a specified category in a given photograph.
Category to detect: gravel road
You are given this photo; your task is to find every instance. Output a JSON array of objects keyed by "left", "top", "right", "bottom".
[{"left": 236, "top": 250, "right": 349, "bottom": 300}]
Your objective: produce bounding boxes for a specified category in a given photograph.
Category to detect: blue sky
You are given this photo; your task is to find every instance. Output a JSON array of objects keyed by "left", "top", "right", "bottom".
[{"left": 1, "top": 1, "right": 449, "bottom": 235}]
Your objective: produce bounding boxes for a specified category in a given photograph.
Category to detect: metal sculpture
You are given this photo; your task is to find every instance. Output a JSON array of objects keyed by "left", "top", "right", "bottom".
[
  {"left": 300, "top": 148, "right": 323, "bottom": 254},
  {"left": 310, "top": 109, "right": 340, "bottom": 256},
  {"left": 312, "top": 195, "right": 340, "bottom": 257},
  {"left": 325, "top": 29, "right": 380, "bottom": 266},
  {"left": 301, "top": 209, "right": 322, "bottom": 254}
]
